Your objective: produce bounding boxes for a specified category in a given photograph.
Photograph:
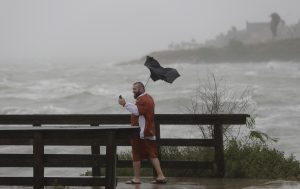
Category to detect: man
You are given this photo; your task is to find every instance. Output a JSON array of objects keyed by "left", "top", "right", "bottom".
[{"left": 118, "top": 82, "right": 167, "bottom": 184}]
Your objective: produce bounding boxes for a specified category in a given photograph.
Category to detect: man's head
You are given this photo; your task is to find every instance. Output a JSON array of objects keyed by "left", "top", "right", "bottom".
[{"left": 133, "top": 82, "right": 145, "bottom": 99}]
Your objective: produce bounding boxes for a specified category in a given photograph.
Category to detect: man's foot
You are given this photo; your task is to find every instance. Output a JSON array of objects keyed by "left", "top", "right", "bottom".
[
  {"left": 151, "top": 178, "right": 167, "bottom": 184},
  {"left": 125, "top": 179, "right": 141, "bottom": 184}
]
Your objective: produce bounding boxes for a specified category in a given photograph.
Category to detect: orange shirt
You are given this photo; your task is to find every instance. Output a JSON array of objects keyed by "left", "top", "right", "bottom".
[{"left": 131, "top": 94, "right": 156, "bottom": 137}]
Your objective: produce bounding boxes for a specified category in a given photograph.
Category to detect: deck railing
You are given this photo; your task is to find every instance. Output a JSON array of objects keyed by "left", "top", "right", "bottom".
[{"left": 0, "top": 114, "right": 249, "bottom": 188}]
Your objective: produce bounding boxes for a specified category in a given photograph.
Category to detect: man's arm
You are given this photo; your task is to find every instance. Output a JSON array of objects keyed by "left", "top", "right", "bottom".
[
  {"left": 118, "top": 97, "right": 139, "bottom": 115},
  {"left": 124, "top": 102, "right": 139, "bottom": 116}
]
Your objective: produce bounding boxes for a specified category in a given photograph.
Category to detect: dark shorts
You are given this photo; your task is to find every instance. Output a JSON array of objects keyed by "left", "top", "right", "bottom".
[{"left": 131, "top": 138, "right": 158, "bottom": 161}]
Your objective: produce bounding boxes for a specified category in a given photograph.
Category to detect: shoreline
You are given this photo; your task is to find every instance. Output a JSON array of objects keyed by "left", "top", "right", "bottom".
[{"left": 121, "top": 38, "right": 300, "bottom": 65}]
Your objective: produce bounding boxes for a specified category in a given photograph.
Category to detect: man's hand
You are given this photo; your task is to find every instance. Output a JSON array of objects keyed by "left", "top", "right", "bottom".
[{"left": 118, "top": 96, "right": 126, "bottom": 107}]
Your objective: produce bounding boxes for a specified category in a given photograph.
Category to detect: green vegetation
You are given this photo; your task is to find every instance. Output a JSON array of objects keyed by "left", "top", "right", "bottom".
[
  {"left": 225, "top": 140, "right": 300, "bottom": 179},
  {"left": 107, "top": 141, "right": 300, "bottom": 179},
  {"left": 81, "top": 137, "right": 300, "bottom": 179},
  {"left": 141, "top": 38, "right": 300, "bottom": 64}
]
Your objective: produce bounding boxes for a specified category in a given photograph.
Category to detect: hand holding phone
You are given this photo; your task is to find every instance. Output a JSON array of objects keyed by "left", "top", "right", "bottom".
[{"left": 118, "top": 95, "right": 126, "bottom": 106}]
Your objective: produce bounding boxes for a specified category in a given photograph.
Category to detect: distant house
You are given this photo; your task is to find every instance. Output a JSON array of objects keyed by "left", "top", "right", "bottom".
[
  {"left": 245, "top": 22, "right": 272, "bottom": 43},
  {"left": 246, "top": 22, "right": 269, "bottom": 33},
  {"left": 192, "top": 18, "right": 300, "bottom": 49}
]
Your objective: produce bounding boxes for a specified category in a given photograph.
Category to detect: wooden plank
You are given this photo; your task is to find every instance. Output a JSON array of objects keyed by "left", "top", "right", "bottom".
[
  {"left": 0, "top": 138, "right": 130, "bottom": 146},
  {"left": 0, "top": 138, "right": 32, "bottom": 145},
  {"left": 214, "top": 124, "right": 224, "bottom": 177},
  {"left": 0, "top": 177, "right": 33, "bottom": 186},
  {"left": 117, "top": 160, "right": 214, "bottom": 169},
  {"left": 155, "top": 114, "right": 249, "bottom": 125},
  {"left": 159, "top": 138, "right": 215, "bottom": 146},
  {"left": 0, "top": 127, "right": 139, "bottom": 145},
  {"left": 0, "top": 114, "right": 249, "bottom": 125},
  {"left": 44, "top": 177, "right": 105, "bottom": 186},
  {"left": 0, "top": 137, "right": 109, "bottom": 146},
  {"left": 0, "top": 154, "right": 32, "bottom": 167},
  {"left": 45, "top": 154, "right": 106, "bottom": 167},
  {"left": 44, "top": 138, "right": 113, "bottom": 146},
  {"left": 33, "top": 132, "right": 44, "bottom": 189},
  {"left": 0, "top": 114, "right": 130, "bottom": 125},
  {"left": 0, "top": 138, "right": 214, "bottom": 147},
  {"left": 0, "top": 154, "right": 106, "bottom": 167}
]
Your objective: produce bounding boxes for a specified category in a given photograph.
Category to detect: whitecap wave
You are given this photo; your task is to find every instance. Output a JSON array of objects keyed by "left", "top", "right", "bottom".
[{"left": 0, "top": 105, "right": 70, "bottom": 114}]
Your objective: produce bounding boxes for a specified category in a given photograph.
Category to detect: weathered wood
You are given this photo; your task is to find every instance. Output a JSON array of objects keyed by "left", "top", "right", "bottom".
[
  {"left": 105, "top": 131, "right": 117, "bottom": 189},
  {"left": 214, "top": 124, "right": 225, "bottom": 177},
  {"left": 0, "top": 177, "right": 33, "bottom": 186},
  {"left": 155, "top": 114, "right": 249, "bottom": 125},
  {"left": 33, "top": 132, "right": 44, "bottom": 189},
  {"left": 0, "top": 154, "right": 33, "bottom": 167},
  {"left": 117, "top": 160, "right": 214, "bottom": 169},
  {"left": 158, "top": 138, "right": 215, "bottom": 146},
  {"left": 44, "top": 177, "right": 105, "bottom": 186},
  {"left": 0, "top": 114, "right": 249, "bottom": 125},
  {"left": 0, "top": 177, "right": 106, "bottom": 186},
  {"left": 0, "top": 113, "right": 249, "bottom": 186},
  {"left": 0, "top": 114, "right": 131, "bottom": 125},
  {"left": 91, "top": 124, "right": 101, "bottom": 177},
  {"left": 44, "top": 154, "right": 106, "bottom": 167},
  {"left": 0, "top": 126, "right": 139, "bottom": 138},
  {"left": 0, "top": 126, "right": 139, "bottom": 188},
  {"left": 0, "top": 138, "right": 215, "bottom": 147}
]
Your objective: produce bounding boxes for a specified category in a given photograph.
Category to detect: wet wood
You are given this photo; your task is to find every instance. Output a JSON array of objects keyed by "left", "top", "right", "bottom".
[
  {"left": 117, "top": 160, "right": 214, "bottom": 169},
  {"left": 0, "top": 126, "right": 138, "bottom": 189},
  {"left": 214, "top": 124, "right": 225, "bottom": 177},
  {"left": 0, "top": 114, "right": 249, "bottom": 125},
  {"left": 91, "top": 124, "right": 101, "bottom": 177},
  {"left": 0, "top": 114, "right": 249, "bottom": 187},
  {"left": 105, "top": 131, "right": 117, "bottom": 189}
]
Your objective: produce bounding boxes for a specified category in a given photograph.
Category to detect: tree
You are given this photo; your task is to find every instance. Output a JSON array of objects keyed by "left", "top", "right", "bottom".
[
  {"left": 183, "top": 73, "right": 295, "bottom": 179},
  {"left": 270, "top": 12, "right": 281, "bottom": 38},
  {"left": 185, "top": 73, "right": 275, "bottom": 145}
]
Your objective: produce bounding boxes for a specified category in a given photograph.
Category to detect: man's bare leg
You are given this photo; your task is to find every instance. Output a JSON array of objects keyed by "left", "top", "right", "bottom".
[
  {"left": 133, "top": 161, "right": 141, "bottom": 182},
  {"left": 150, "top": 158, "right": 166, "bottom": 180}
]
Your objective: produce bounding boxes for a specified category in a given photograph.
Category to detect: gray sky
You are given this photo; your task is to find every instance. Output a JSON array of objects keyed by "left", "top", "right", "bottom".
[{"left": 0, "top": 0, "right": 299, "bottom": 63}]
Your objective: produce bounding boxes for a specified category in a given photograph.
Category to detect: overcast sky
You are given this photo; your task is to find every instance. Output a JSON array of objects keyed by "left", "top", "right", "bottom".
[{"left": 0, "top": 0, "right": 299, "bottom": 63}]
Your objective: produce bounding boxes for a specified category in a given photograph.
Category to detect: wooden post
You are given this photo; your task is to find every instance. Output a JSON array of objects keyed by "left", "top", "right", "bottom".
[
  {"left": 105, "top": 131, "right": 117, "bottom": 189},
  {"left": 213, "top": 124, "right": 225, "bottom": 177},
  {"left": 33, "top": 132, "right": 44, "bottom": 189},
  {"left": 91, "top": 124, "right": 101, "bottom": 177}
]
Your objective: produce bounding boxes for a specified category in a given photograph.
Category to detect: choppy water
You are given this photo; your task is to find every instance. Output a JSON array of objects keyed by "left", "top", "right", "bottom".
[{"left": 0, "top": 61, "right": 299, "bottom": 183}]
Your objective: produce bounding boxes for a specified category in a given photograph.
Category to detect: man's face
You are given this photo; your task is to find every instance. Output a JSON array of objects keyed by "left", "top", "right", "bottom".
[{"left": 133, "top": 84, "right": 142, "bottom": 99}]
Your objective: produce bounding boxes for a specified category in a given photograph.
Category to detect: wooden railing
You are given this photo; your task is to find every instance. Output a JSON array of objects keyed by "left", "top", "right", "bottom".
[{"left": 0, "top": 114, "right": 249, "bottom": 188}]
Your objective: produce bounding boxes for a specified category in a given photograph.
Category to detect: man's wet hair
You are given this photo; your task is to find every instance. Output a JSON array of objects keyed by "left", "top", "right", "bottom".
[{"left": 133, "top": 82, "right": 145, "bottom": 90}]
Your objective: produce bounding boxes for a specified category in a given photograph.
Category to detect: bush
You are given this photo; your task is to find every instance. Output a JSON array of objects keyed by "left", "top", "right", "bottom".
[{"left": 225, "top": 140, "right": 300, "bottom": 179}]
